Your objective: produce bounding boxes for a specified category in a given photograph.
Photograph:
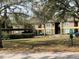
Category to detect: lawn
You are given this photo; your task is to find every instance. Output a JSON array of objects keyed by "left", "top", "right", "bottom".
[
  {"left": 2, "top": 35, "right": 79, "bottom": 52},
  {"left": 3, "top": 36, "right": 54, "bottom": 48}
]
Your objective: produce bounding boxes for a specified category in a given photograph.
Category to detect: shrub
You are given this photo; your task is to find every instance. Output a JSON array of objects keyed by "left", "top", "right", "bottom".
[{"left": 2, "top": 32, "right": 10, "bottom": 40}]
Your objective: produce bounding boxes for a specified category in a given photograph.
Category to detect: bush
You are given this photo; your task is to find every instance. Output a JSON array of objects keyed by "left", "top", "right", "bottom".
[
  {"left": 2, "top": 32, "right": 10, "bottom": 40},
  {"left": 9, "top": 33, "right": 35, "bottom": 39}
]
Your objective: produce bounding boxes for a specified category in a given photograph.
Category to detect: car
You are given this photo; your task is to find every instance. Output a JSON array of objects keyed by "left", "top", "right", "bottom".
[
  {"left": 74, "top": 32, "right": 79, "bottom": 37},
  {"left": 9, "top": 29, "right": 35, "bottom": 39},
  {"left": 22, "top": 29, "right": 35, "bottom": 38},
  {"left": 9, "top": 24, "right": 36, "bottom": 39}
]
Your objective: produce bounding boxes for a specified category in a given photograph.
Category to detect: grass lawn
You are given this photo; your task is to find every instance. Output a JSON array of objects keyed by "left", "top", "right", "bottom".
[
  {"left": 3, "top": 36, "right": 54, "bottom": 48},
  {"left": 1, "top": 35, "right": 79, "bottom": 52}
]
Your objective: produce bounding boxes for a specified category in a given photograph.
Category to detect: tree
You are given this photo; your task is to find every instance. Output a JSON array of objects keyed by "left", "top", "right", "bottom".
[
  {"left": 0, "top": 0, "right": 23, "bottom": 48},
  {"left": 42, "top": 0, "right": 79, "bottom": 46},
  {"left": 0, "top": 0, "right": 40, "bottom": 48},
  {"left": 43, "top": 0, "right": 79, "bottom": 20},
  {"left": 31, "top": 0, "right": 48, "bottom": 35}
]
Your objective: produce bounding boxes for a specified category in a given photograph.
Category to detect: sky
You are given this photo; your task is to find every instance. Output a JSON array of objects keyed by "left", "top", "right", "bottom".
[
  {"left": 0, "top": 0, "right": 48, "bottom": 17},
  {"left": 0, "top": 0, "right": 76, "bottom": 18}
]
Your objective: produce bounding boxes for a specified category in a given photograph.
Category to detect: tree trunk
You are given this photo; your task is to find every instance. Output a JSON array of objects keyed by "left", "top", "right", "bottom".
[
  {"left": 61, "top": 22, "right": 63, "bottom": 34},
  {"left": 74, "top": 17, "right": 78, "bottom": 33},
  {"left": 0, "top": 25, "right": 3, "bottom": 48},
  {"left": 44, "top": 24, "right": 46, "bottom": 36}
]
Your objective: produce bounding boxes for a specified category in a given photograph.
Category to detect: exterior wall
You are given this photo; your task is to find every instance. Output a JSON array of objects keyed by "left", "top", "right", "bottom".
[
  {"left": 45, "top": 23, "right": 53, "bottom": 35},
  {"left": 78, "top": 22, "right": 79, "bottom": 32},
  {"left": 34, "top": 23, "right": 54, "bottom": 35},
  {"left": 12, "top": 25, "right": 24, "bottom": 34},
  {"left": 63, "top": 22, "right": 74, "bottom": 34},
  {"left": 34, "top": 24, "right": 44, "bottom": 35},
  {"left": 63, "top": 22, "right": 79, "bottom": 34}
]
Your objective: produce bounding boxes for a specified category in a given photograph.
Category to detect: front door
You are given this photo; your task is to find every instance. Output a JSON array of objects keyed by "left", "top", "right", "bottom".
[
  {"left": 55, "top": 22, "right": 60, "bottom": 34},
  {"left": 74, "top": 21, "right": 78, "bottom": 33}
]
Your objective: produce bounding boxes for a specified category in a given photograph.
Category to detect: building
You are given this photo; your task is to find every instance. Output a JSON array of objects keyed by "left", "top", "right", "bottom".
[
  {"left": 3, "top": 16, "right": 79, "bottom": 35},
  {"left": 33, "top": 17, "right": 79, "bottom": 35}
]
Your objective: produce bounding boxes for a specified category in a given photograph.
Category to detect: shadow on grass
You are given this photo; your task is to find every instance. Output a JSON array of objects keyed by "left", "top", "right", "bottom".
[{"left": 3, "top": 37, "right": 79, "bottom": 49}]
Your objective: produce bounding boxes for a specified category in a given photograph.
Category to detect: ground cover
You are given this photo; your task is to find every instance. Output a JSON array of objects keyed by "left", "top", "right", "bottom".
[{"left": 1, "top": 35, "right": 79, "bottom": 52}]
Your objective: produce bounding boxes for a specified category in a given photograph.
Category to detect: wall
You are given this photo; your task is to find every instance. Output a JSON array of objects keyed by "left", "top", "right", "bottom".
[{"left": 63, "top": 22, "right": 79, "bottom": 34}]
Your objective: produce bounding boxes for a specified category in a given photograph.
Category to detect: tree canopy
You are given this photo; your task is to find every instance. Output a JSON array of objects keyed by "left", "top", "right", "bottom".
[
  {"left": 43, "top": 0, "right": 79, "bottom": 21},
  {"left": 0, "top": 0, "right": 48, "bottom": 26}
]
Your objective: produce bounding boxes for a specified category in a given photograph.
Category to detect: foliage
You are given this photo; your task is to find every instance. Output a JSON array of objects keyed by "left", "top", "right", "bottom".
[
  {"left": 24, "top": 23, "right": 33, "bottom": 29},
  {"left": 2, "top": 32, "right": 9, "bottom": 40},
  {"left": 0, "top": 0, "right": 47, "bottom": 47},
  {"left": 43, "top": 0, "right": 79, "bottom": 21},
  {"left": 0, "top": 0, "right": 48, "bottom": 26}
]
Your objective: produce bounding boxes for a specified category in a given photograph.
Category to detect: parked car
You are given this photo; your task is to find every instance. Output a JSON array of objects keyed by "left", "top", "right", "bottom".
[
  {"left": 22, "top": 28, "right": 35, "bottom": 38},
  {"left": 74, "top": 32, "right": 79, "bottom": 37},
  {"left": 9, "top": 29, "right": 35, "bottom": 39},
  {"left": 9, "top": 24, "right": 36, "bottom": 39}
]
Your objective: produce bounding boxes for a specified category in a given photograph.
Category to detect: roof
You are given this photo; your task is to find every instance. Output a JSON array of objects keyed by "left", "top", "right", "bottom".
[{"left": 29, "top": 17, "right": 43, "bottom": 24}]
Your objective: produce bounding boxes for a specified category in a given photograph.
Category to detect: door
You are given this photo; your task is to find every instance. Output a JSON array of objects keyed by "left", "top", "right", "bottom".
[
  {"left": 74, "top": 21, "right": 78, "bottom": 33},
  {"left": 55, "top": 22, "right": 60, "bottom": 34}
]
